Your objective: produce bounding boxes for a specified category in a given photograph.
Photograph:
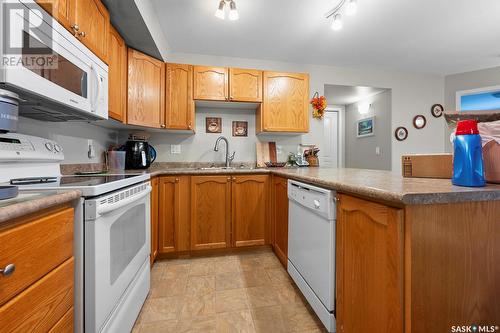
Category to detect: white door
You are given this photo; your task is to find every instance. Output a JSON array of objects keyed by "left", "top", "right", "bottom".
[{"left": 322, "top": 110, "right": 339, "bottom": 167}]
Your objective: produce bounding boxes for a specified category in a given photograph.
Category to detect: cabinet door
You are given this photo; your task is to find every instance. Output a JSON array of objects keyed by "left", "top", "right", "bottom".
[
  {"left": 191, "top": 176, "right": 231, "bottom": 250},
  {"left": 107, "top": 25, "right": 127, "bottom": 122},
  {"left": 127, "top": 49, "right": 166, "bottom": 128},
  {"left": 193, "top": 66, "right": 228, "bottom": 101},
  {"left": 336, "top": 194, "right": 403, "bottom": 333},
  {"left": 166, "top": 63, "right": 195, "bottom": 130},
  {"left": 272, "top": 176, "right": 288, "bottom": 267},
  {"left": 150, "top": 177, "right": 158, "bottom": 264},
  {"left": 70, "top": 0, "right": 110, "bottom": 63},
  {"left": 258, "top": 72, "right": 309, "bottom": 133},
  {"left": 229, "top": 68, "right": 262, "bottom": 102},
  {"left": 232, "top": 175, "right": 269, "bottom": 247},
  {"left": 36, "top": 0, "right": 73, "bottom": 31}
]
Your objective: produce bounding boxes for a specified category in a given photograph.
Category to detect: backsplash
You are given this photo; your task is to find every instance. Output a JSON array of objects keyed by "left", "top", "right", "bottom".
[{"left": 119, "top": 107, "right": 304, "bottom": 164}]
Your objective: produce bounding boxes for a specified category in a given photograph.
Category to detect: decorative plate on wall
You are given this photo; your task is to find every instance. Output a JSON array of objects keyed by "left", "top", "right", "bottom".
[
  {"left": 413, "top": 115, "right": 427, "bottom": 129},
  {"left": 395, "top": 126, "right": 408, "bottom": 141},
  {"left": 431, "top": 103, "right": 444, "bottom": 118}
]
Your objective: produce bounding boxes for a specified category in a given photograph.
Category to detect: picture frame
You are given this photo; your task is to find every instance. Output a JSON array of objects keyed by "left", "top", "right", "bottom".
[
  {"left": 394, "top": 126, "right": 408, "bottom": 141},
  {"left": 232, "top": 121, "right": 248, "bottom": 137},
  {"left": 205, "top": 117, "right": 222, "bottom": 133},
  {"left": 357, "top": 116, "right": 375, "bottom": 138}
]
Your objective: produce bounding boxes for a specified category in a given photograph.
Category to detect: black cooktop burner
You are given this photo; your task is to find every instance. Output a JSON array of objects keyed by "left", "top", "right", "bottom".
[{"left": 10, "top": 177, "right": 58, "bottom": 185}]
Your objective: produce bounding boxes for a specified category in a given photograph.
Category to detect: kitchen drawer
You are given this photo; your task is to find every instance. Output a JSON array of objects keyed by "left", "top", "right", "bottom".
[
  {"left": 0, "top": 257, "right": 74, "bottom": 333},
  {"left": 0, "top": 207, "right": 74, "bottom": 306},
  {"left": 49, "top": 306, "right": 74, "bottom": 333}
]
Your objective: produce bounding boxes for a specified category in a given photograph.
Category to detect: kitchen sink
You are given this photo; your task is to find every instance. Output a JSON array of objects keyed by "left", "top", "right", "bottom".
[{"left": 196, "top": 166, "right": 254, "bottom": 171}]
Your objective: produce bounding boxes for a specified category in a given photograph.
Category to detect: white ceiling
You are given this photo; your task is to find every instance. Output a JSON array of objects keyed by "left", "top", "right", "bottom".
[
  {"left": 324, "top": 85, "right": 387, "bottom": 105},
  {"left": 150, "top": 0, "right": 500, "bottom": 75}
]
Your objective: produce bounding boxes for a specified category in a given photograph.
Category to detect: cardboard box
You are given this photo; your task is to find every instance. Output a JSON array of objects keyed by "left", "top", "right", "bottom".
[{"left": 402, "top": 154, "right": 453, "bottom": 179}]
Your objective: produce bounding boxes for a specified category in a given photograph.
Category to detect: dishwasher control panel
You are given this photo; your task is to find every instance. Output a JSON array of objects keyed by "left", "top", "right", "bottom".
[{"left": 288, "top": 180, "right": 336, "bottom": 219}]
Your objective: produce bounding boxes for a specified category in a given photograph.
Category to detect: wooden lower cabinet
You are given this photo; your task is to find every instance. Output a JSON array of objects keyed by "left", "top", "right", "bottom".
[
  {"left": 158, "top": 176, "right": 190, "bottom": 253},
  {"left": 336, "top": 194, "right": 403, "bottom": 333},
  {"left": 190, "top": 175, "right": 232, "bottom": 250},
  {"left": 231, "top": 175, "right": 269, "bottom": 247},
  {"left": 272, "top": 176, "right": 288, "bottom": 267},
  {"left": 150, "top": 177, "right": 159, "bottom": 264}
]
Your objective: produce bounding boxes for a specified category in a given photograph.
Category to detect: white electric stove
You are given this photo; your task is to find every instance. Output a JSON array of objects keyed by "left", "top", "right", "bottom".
[{"left": 0, "top": 133, "right": 151, "bottom": 333}]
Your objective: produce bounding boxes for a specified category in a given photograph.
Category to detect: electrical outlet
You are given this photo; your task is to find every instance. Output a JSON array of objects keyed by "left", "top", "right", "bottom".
[
  {"left": 375, "top": 146, "right": 381, "bottom": 155},
  {"left": 276, "top": 145, "right": 283, "bottom": 154},
  {"left": 87, "top": 139, "right": 95, "bottom": 159},
  {"left": 171, "top": 144, "right": 181, "bottom": 154}
]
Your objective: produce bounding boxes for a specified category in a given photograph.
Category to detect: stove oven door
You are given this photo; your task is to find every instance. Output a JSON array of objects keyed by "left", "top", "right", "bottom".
[{"left": 84, "top": 182, "right": 151, "bottom": 332}]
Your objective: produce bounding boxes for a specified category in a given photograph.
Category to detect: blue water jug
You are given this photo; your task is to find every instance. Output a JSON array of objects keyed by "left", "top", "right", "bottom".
[{"left": 452, "top": 120, "right": 486, "bottom": 187}]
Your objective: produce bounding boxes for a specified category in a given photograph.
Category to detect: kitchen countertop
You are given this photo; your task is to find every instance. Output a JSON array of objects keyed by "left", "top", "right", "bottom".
[
  {"left": 133, "top": 164, "right": 500, "bottom": 206},
  {"left": 0, "top": 190, "right": 81, "bottom": 224}
]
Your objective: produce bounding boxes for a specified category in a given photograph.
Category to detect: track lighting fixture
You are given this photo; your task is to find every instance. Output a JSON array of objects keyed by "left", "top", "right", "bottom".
[
  {"left": 214, "top": 0, "right": 239, "bottom": 21},
  {"left": 325, "top": 0, "right": 358, "bottom": 31}
]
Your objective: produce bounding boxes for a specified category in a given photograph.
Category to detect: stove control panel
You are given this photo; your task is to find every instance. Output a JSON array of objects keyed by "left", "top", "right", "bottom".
[{"left": 0, "top": 133, "right": 64, "bottom": 161}]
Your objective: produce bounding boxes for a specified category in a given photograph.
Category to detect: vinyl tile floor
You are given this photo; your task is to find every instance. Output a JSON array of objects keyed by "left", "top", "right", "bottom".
[{"left": 132, "top": 248, "right": 328, "bottom": 333}]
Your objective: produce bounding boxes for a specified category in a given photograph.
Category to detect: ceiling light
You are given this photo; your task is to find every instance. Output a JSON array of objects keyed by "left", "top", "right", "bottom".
[
  {"left": 325, "top": 0, "right": 359, "bottom": 31},
  {"left": 215, "top": 0, "right": 225, "bottom": 20},
  {"left": 345, "top": 0, "right": 357, "bottom": 16},
  {"left": 331, "top": 14, "right": 343, "bottom": 31},
  {"left": 229, "top": 1, "right": 239, "bottom": 20}
]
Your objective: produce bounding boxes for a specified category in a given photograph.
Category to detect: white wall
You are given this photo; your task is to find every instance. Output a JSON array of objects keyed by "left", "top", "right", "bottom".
[
  {"left": 164, "top": 53, "right": 446, "bottom": 173},
  {"left": 345, "top": 90, "right": 392, "bottom": 170},
  {"left": 444, "top": 66, "right": 500, "bottom": 151},
  {"left": 17, "top": 117, "right": 118, "bottom": 164},
  {"left": 119, "top": 107, "right": 301, "bottom": 164}
]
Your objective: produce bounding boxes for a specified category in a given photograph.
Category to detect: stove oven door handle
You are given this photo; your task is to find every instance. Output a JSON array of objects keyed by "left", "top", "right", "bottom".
[{"left": 97, "top": 186, "right": 152, "bottom": 216}]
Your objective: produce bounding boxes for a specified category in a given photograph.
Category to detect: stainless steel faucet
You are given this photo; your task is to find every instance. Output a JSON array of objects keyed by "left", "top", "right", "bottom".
[{"left": 214, "top": 136, "right": 235, "bottom": 168}]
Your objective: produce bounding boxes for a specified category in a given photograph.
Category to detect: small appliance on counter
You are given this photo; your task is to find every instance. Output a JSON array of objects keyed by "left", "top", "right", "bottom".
[{"left": 124, "top": 134, "right": 157, "bottom": 169}]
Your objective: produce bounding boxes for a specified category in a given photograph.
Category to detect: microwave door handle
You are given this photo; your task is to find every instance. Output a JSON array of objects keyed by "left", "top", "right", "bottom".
[
  {"left": 96, "top": 186, "right": 152, "bottom": 216},
  {"left": 91, "top": 65, "right": 101, "bottom": 112}
]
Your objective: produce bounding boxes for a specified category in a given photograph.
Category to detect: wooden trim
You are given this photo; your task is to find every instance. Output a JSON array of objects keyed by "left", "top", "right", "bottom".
[{"left": 235, "top": 240, "right": 265, "bottom": 247}]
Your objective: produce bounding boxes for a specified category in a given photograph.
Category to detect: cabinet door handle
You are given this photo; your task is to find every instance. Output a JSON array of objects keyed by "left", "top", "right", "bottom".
[
  {"left": 160, "top": 124, "right": 166, "bottom": 128},
  {"left": 78, "top": 31, "right": 86, "bottom": 38},
  {"left": 175, "top": 178, "right": 179, "bottom": 182},
  {"left": 0, "top": 263, "right": 15, "bottom": 277},
  {"left": 227, "top": 177, "right": 231, "bottom": 181},
  {"left": 232, "top": 177, "right": 236, "bottom": 181},
  {"left": 71, "top": 24, "right": 79, "bottom": 31}
]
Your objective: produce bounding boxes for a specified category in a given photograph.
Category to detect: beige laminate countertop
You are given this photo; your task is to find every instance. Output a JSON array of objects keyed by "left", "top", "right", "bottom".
[
  {"left": 0, "top": 190, "right": 81, "bottom": 224},
  {"left": 135, "top": 165, "right": 500, "bottom": 206}
]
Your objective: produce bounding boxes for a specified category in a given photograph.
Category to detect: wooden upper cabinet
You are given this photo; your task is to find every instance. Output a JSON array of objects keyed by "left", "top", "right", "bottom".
[
  {"left": 258, "top": 71, "right": 309, "bottom": 133},
  {"left": 272, "top": 176, "right": 288, "bottom": 267},
  {"left": 107, "top": 25, "right": 127, "bottom": 122},
  {"left": 193, "top": 66, "right": 228, "bottom": 101},
  {"left": 232, "top": 175, "right": 269, "bottom": 247},
  {"left": 36, "top": 0, "right": 73, "bottom": 31},
  {"left": 336, "top": 194, "right": 403, "bottom": 333},
  {"left": 229, "top": 68, "right": 262, "bottom": 102},
  {"left": 69, "top": 0, "right": 110, "bottom": 63},
  {"left": 127, "top": 49, "right": 166, "bottom": 128},
  {"left": 190, "top": 176, "right": 231, "bottom": 250},
  {"left": 166, "top": 63, "right": 195, "bottom": 131}
]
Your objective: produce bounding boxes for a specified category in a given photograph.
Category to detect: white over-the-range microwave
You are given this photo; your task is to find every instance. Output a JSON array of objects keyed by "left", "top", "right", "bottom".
[{"left": 0, "top": 0, "right": 108, "bottom": 121}]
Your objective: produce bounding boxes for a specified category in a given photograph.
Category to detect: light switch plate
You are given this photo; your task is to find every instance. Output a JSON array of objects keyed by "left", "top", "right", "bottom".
[
  {"left": 375, "top": 146, "right": 381, "bottom": 155},
  {"left": 171, "top": 144, "right": 181, "bottom": 154}
]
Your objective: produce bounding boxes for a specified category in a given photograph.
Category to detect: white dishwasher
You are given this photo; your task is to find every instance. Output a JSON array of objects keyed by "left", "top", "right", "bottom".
[{"left": 287, "top": 180, "right": 336, "bottom": 333}]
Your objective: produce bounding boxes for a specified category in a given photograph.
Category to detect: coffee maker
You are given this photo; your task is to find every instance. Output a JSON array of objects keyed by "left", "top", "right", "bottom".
[{"left": 124, "top": 137, "right": 157, "bottom": 169}]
